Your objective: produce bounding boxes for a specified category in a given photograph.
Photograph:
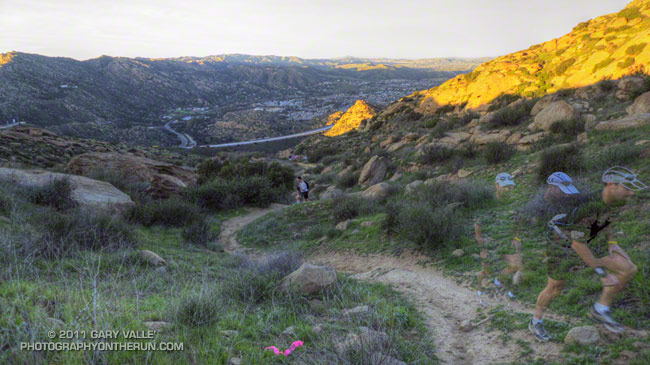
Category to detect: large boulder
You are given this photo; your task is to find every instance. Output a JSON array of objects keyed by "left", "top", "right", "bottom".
[
  {"left": 405, "top": 180, "right": 423, "bottom": 194},
  {"left": 358, "top": 156, "right": 388, "bottom": 186},
  {"left": 594, "top": 113, "right": 650, "bottom": 131},
  {"left": 439, "top": 131, "right": 471, "bottom": 145},
  {"left": 470, "top": 130, "right": 510, "bottom": 145},
  {"left": 386, "top": 140, "right": 408, "bottom": 153},
  {"left": 627, "top": 91, "right": 650, "bottom": 115},
  {"left": 616, "top": 77, "right": 645, "bottom": 100},
  {"left": 66, "top": 152, "right": 197, "bottom": 198},
  {"left": 530, "top": 94, "right": 557, "bottom": 116},
  {"left": 0, "top": 168, "right": 134, "bottom": 212},
  {"left": 361, "top": 182, "right": 391, "bottom": 200},
  {"left": 529, "top": 101, "right": 576, "bottom": 131},
  {"left": 279, "top": 263, "right": 337, "bottom": 295},
  {"left": 564, "top": 326, "right": 600, "bottom": 345},
  {"left": 320, "top": 186, "right": 343, "bottom": 200}
]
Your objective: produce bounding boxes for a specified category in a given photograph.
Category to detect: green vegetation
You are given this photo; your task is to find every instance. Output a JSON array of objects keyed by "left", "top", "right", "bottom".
[
  {"left": 593, "top": 58, "right": 615, "bottom": 73},
  {"left": 464, "top": 70, "right": 481, "bottom": 83},
  {"left": 485, "top": 100, "right": 533, "bottom": 129},
  {"left": 555, "top": 58, "right": 576, "bottom": 76},
  {"left": 484, "top": 142, "right": 515, "bottom": 165},
  {"left": 626, "top": 43, "right": 647, "bottom": 56},
  {"left": 536, "top": 143, "right": 584, "bottom": 182},
  {"left": 548, "top": 118, "right": 585, "bottom": 138},
  {"left": 618, "top": 57, "right": 635, "bottom": 68},
  {"left": 618, "top": 6, "right": 642, "bottom": 21}
]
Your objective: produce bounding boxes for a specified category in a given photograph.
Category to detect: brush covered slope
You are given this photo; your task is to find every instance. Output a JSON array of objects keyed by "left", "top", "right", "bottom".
[{"left": 414, "top": 0, "right": 650, "bottom": 113}]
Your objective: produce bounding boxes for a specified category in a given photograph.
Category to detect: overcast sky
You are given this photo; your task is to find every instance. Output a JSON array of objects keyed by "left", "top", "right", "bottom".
[{"left": 0, "top": 0, "right": 632, "bottom": 60}]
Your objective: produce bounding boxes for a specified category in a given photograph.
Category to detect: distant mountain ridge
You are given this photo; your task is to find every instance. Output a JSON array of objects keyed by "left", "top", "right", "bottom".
[
  {"left": 414, "top": 0, "right": 650, "bottom": 114},
  {"left": 0, "top": 52, "right": 476, "bottom": 132}
]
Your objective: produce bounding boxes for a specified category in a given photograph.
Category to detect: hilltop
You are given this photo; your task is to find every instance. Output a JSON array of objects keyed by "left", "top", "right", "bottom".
[
  {"left": 414, "top": 0, "right": 650, "bottom": 113},
  {"left": 324, "top": 100, "right": 377, "bottom": 137}
]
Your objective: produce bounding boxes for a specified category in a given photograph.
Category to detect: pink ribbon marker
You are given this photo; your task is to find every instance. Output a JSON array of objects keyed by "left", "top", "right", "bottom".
[{"left": 265, "top": 340, "right": 303, "bottom": 356}]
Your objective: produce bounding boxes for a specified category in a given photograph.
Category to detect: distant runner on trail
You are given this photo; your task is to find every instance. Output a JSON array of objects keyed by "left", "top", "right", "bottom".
[
  {"left": 529, "top": 169, "right": 646, "bottom": 342},
  {"left": 475, "top": 173, "right": 522, "bottom": 298},
  {"left": 296, "top": 176, "right": 309, "bottom": 202}
]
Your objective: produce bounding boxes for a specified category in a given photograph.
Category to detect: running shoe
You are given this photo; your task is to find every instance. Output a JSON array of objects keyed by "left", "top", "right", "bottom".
[
  {"left": 589, "top": 306, "right": 625, "bottom": 333},
  {"left": 529, "top": 319, "right": 551, "bottom": 342}
]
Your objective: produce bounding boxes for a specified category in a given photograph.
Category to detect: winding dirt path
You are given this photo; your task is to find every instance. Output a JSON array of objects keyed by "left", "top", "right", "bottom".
[
  {"left": 219, "top": 205, "right": 568, "bottom": 363},
  {"left": 219, "top": 204, "right": 287, "bottom": 254}
]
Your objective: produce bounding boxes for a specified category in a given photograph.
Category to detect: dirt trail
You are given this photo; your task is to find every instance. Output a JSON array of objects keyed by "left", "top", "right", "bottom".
[
  {"left": 219, "top": 203, "right": 287, "bottom": 254},
  {"left": 219, "top": 205, "right": 567, "bottom": 364},
  {"left": 311, "top": 251, "right": 566, "bottom": 364}
]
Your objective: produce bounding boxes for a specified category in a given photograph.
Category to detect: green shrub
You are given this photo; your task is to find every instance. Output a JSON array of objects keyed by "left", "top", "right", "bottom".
[
  {"left": 618, "top": 6, "right": 642, "bottom": 20},
  {"left": 626, "top": 43, "right": 647, "bottom": 56},
  {"left": 395, "top": 203, "right": 458, "bottom": 250},
  {"left": 187, "top": 176, "right": 280, "bottom": 210},
  {"left": 549, "top": 118, "right": 585, "bottom": 137},
  {"left": 127, "top": 196, "right": 203, "bottom": 227},
  {"left": 593, "top": 58, "right": 615, "bottom": 73},
  {"left": 177, "top": 291, "right": 223, "bottom": 326},
  {"left": 589, "top": 144, "right": 641, "bottom": 169},
  {"left": 27, "top": 178, "right": 77, "bottom": 211},
  {"left": 420, "top": 117, "right": 442, "bottom": 129},
  {"left": 618, "top": 57, "right": 635, "bottom": 69},
  {"left": 555, "top": 58, "right": 576, "bottom": 76},
  {"left": 458, "top": 143, "right": 479, "bottom": 159},
  {"left": 464, "top": 70, "right": 480, "bottom": 83},
  {"left": 182, "top": 221, "right": 215, "bottom": 247},
  {"left": 39, "top": 209, "right": 136, "bottom": 258},
  {"left": 413, "top": 180, "right": 494, "bottom": 211},
  {"left": 417, "top": 145, "right": 455, "bottom": 164},
  {"left": 536, "top": 144, "right": 584, "bottom": 182},
  {"left": 484, "top": 142, "right": 515, "bottom": 165},
  {"left": 309, "top": 146, "right": 338, "bottom": 163},
  {"left": 486, "top": 101, "right": 533, "bottom": 129},
  {"left": 331, "top": 195, "right": 378, "bottom": 221},
  {"left": 337, "top": 171, "right": 359, "bottom": 189}
]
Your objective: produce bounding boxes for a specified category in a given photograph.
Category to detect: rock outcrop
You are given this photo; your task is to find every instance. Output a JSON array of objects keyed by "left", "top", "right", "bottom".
[
  {"left": 0, "top": 168, "right": 134, "bottom": 212},
  {"left": 325, "top": 100, "right": 377, "bottom": 137},
  {"left": 594, "top": 113, "right": 650, "bottom": 131},
  {"left": 358, "top": 155, "right": 388, "bottom": 186},
  {"left": 529, "top": 101, "right": 576, "bottom": 131},
  {"left": 627, "top": 91, "right": 650, "bottom": 114},
  {"left": 67, "top": 152, "right": 197, "bottom": 198},
  {"left": 279, "top": 263, "right": 337, "bottom": 295}
]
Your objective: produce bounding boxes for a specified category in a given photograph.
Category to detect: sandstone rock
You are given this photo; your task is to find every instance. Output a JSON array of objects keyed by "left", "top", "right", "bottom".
[
  {"left": 386, "top": 140, "right": 408, "bottom": 153},
  {"left": 577, "top": 132, "right": 588, "bottom": 144},
  {"left": 594, "top": 113, "right": 650, "bottom": 131},
  {"left": 144, "top": 321, "right": 172, "bottom": 331},
  {"left": 0, "top": 168, "right": 134, "bottom": 212},
  {"left": 506, "top": 132, "right": 522, "bottom": 145},
  {"left": 452, "top": 249, "right": 465, "bottom": 257},
  {"left": 337, "top": 165, "right": 354, "bottom": 177},
  {"left": 361, "top": 221, "right": 374, "bottom": 227},
  {"left": 470, "top": 130, "right": 510, "bottom": 145},
  {"left": 617, "top": 77, "right": 645, "bottom": 93},
  {"left": 282, "top": 326, "right": 296, "bottom": 336},
  {"left": 459, "top": 319, "right": 473, "bottom": 332},
  {"left": 529, "top": 101, "right": 576, "bottom": 131},
  {"left": 564, "top": 326, "right": 600, "bottom": 345},
  {"left": 312, "top": 325, "right": 323, "bottom": 335},
  {"left": 457, "top": 169, "right": 473, "bottom": 178},
  {"left": 380, "top": 136, "right": 398, "bottom": 148},
  {"left": 279, "top": 263, "right": 337, "bottom": 295},
  {"left": 335, "top": 326, "right": 388, "bottom": 356},
  {"left": 370, "top": 352, "right": 407, "bottom": 365},
  {"left": 402, "top": 132, "right": 420, "bottom": 142},
  {"left": 405, "top": 180, "right": 423, "bottom": 194},
  {"left": 512, "top": 270, "right": 523, "bottom": 286},
  {"left": 343, "top": 305, "right": 370, "bottom": 316},
  {"left": 517, "top": 132, "right": 548, "bottom": 151},
  {"left": 364, "top": 146, "right": 371, "bottom": 153},
  {"left": 389, "top": 172, "right": 403, "bottom": 182},
  {"left": 361, "top": 182, "right": 391, "bottom": 200},
  {"left": 336, "top": 220, "right": 351, "bottom": 231},
  {"left": 358, "top": 156, "right": 388, "bottom": 186},
  {"left": 627, "top": 91, "right": 650, "bottom": 115},
  {"left": 479, "top": 111, "right": 498, "bottom": 125},
  {"left": 530, "top": 95, "right": 557, "bottom": 116},
  {"left": 320, "top": 186, "right": 343, "bottom": 200},
  {"left": 439, "top": 131, "right": 471, "bottom": 145},
  {"left": 229, "top": 357, "right": 242, "bottom": 365},
  {"left": 67, "top": 152, "right": 197, "bottom": 198},
  {"left": 140, "top": 250, "right": 166, "bottom": 266}
]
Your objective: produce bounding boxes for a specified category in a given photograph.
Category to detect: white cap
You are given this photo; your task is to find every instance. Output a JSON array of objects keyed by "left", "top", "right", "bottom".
[
  {"left": 547, "top": 172, "right": 580, "bottom": 195},
  {"left": 602, "top": 166, "right": 648, "bottom": 191},
  {"left": 496, "top": 172, "right": 515, "bottom": 187}
]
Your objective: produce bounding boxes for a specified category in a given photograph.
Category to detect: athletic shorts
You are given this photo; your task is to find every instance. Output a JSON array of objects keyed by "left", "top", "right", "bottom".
[
  {"left": 301, "top": 191, "right": 309, "bottom": 199},
  {"left": 545, "top": 243, "right": 582, "bottom": 281}
]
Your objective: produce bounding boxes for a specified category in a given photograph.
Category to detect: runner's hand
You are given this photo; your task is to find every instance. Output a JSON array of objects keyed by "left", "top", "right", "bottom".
[
  {"left": 609, "top": 244, "right": 631, "bottom": 262},
  {"left": 601, "top": 273, "right": 619, "bottom": 287}
]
